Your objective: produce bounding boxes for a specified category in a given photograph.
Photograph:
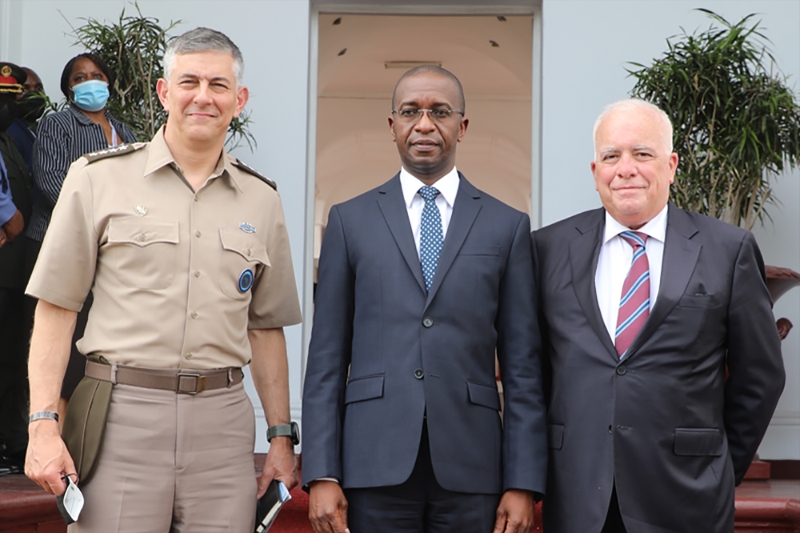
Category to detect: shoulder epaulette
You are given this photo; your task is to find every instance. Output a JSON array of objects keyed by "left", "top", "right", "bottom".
[
  {"left": 84, "top": 143, "right": 145, "bottom": 164},
  {"left": 232, "top": 158, "right": 277, "bottom": 190}
]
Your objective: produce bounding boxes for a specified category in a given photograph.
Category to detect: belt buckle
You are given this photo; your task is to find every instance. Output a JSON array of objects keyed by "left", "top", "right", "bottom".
[{"left": 176, "top": 372, "right": 206, "bottom": 395}]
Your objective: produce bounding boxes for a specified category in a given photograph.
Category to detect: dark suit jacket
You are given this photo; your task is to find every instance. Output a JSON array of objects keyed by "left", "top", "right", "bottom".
[
  {"left": 8, "top": 118, "right": 35, "bottom": 173},
  {"left": 302, "top": 173, "right": 547, "bottom": 495},
  {"left": 532, "top": 204, "right": 785, "bottom": 533}
]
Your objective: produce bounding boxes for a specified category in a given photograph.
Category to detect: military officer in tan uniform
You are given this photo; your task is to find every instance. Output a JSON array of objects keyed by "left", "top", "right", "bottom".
[{"left": 24, "top": 27, "right": 302, "bottom": 531}]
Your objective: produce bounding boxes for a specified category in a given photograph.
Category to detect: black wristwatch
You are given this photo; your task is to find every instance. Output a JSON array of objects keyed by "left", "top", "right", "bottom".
[{"left": 267, "top": 421, "right": 299, "bottom": 445}]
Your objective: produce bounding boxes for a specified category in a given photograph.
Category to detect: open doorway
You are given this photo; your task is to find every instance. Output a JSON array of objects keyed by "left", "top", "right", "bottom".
[{"left": 313, "top": 13, "right": 534, "bottom": 271}]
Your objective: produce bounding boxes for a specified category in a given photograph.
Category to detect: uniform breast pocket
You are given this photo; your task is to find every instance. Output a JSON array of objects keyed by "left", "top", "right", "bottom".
[
  {"left": 106, "top": 218, "right": 180, "bottom": 290},
  {"left": 219, "top": 229, "right": 269, "bottom": 299}
]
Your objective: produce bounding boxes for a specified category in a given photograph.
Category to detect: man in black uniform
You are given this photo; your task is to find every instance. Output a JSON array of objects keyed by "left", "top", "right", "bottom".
[{"left": 0, "top": 62, "right": 34, "bottom": 475}]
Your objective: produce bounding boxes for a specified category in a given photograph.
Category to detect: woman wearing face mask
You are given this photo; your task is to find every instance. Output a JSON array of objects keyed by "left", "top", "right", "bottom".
[{"left": 27, "top": 53, "right": 137, "bottom": 425}]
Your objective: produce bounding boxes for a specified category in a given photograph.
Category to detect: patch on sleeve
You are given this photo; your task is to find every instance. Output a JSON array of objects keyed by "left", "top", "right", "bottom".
[
  {"left": 232, "top": 158, "right": 277, "bottom": 190},
  {"left": 84, "top": 143, "right": 144, "bottom": 164}
]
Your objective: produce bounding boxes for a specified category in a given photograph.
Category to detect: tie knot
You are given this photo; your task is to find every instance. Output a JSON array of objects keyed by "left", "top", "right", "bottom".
[
  {"left": 418, "top": 186, "right": 440, "bottom": 202},
  {"left": 619, "top": 231, "right": 648, "bottom": 250}
]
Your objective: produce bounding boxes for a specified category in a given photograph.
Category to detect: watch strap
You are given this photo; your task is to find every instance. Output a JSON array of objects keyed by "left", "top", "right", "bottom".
[{"left": 267, "top": 422, "right": 298, "bottom": 445}]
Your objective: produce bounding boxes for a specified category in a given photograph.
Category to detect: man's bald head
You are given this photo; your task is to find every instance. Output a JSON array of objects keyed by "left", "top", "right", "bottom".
[{"left": 391, "top": 65, "right": 465, "bottom": 112}]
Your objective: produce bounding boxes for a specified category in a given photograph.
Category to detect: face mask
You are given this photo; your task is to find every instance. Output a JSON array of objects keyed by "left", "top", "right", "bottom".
[
  {"left": 0, "top": 100, "right": 17, "bottom": 132},
  {"left": 17, "top": 92, "right": 46, "bottom": 122},
  {"left": 71, "top": 80, "right": 109, "bottom": 112}
]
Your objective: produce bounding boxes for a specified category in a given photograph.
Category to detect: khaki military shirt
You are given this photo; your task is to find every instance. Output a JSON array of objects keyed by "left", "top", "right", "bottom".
[{"left": 27, "top": 127, "right": 302, "bottom": 369}]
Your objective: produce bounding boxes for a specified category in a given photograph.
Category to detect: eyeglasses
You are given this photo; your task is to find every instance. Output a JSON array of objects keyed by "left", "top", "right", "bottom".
[{"left": 391, "top": 108, "right": 465, "bottom": 122}]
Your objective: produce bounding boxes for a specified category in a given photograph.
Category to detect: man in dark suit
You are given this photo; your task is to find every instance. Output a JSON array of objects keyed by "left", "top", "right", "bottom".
[
  {"left": 533, "top": 99, "right": 785, "bottom": 533},
  {"left": 302, "top": 66, "right": 547, "bottom": 533}
]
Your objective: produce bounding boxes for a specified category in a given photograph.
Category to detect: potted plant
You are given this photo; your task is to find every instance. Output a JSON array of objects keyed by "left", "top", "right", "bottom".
[
  {"left": 628, "top": 8, "right": 800, "bottom": 331},
  {"left": 628, "top": 9, "right": 800, "bottom": 230}
]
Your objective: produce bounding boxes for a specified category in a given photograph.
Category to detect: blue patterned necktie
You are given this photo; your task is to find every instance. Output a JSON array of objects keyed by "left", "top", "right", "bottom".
[{"left": 418, "top": 186, "right": 443, "bottom": 292}]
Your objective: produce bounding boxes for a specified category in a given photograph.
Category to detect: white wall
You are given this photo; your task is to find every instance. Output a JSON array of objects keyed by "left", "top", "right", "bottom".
[
  {"left": 2, "top": 0, "right": 312, "bottom": 452},
  {"left": 540, "top": 0, "right": 800, "bottom": 459},
  {"left": 4, "top": 0, "right": 799, "bottom": 459}
]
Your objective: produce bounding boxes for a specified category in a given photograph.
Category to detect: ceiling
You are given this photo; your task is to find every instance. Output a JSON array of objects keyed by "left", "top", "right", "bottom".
[
  {"left": 318, "top": 14, "right": 532, "bottom": 98},
  {"left": 314, "top": 0, "right": 535, "bottom": 5}
]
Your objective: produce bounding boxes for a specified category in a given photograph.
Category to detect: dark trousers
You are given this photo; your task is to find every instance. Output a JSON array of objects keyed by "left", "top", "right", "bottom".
[
  {"left": 601, "top": 486, "right": 628, "bottom": 533},
  {"left": 0, "top": 288, "right": 29, "bottom": 458},
  {"left": 345, "top": 422, "right": 501, "bottom": 533}
]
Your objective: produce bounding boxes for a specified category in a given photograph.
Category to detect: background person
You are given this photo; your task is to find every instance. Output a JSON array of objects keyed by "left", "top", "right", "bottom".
[
  {"left": 20, "top": 67, "right": 44, "bottom": 96},
  {"left": 27, "top": 53, "right": 137, "bottom": 426},
  {"left": 1, "top": 66, "right": 46, "bottom": 474},
  {"left": 532, "top": 99, "right": 785, "bottom": 533},
  {"left": 0, "top": 62, "right": 34, "bottom": 475},
  {"left": 9, "top": 66, "right": 45, "bottom": 171}
]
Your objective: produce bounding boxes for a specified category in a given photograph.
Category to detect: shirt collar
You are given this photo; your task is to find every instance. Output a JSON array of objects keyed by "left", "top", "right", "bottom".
[
  {"left": 143, "top": 125, "right": 239, "bottom": 190},
  {"left": 67, "top": 104, "right": 113, "bottom": 127},
  {"left": 399, "top": 166, "right": 460, "bottom": 209},
  {"left": 603, "top": 203, "right": 669, "bottom": 245}
]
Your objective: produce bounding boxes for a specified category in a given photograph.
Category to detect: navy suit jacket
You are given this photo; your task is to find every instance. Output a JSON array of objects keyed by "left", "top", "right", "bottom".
[
  {"left": 302, "top": 173, "right": 547, "bottom": 495},
  {"left": 533, "top": 204, "right": 785, "bottom": 533},
  {"left": 8, "top": 118, "right": 34, "bottom": 173}
]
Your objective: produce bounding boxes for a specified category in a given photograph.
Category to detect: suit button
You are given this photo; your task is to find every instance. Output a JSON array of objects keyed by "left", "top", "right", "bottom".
[
  {"left": 616, "top": 365, "right": 627, "bottom": 376},
  {"left": 422, "top": 317, "right": 434, "bottom": 328},
  {"left": 414, "top": 369, "right": 424, "bottom": 379}
]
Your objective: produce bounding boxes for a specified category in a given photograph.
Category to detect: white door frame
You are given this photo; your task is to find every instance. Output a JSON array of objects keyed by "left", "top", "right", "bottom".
[{"left": 301, "top": 0, "right": 544, "bottom": 387}]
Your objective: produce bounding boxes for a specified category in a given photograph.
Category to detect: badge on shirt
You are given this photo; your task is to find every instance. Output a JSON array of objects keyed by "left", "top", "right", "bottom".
[
  {"left": 239, "top": 222, "right": 256, "bottom": 234},
  {"left": 134, "top": 205, "right": 148, "bottom": 216},
  {"left": 238, "top": 269, "right": 254, "bottom": 293}
]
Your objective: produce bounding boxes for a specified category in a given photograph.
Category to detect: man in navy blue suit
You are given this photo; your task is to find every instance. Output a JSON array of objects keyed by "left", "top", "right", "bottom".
[{"left": 302, "top": 66, "right": 547, "bottom": 533}]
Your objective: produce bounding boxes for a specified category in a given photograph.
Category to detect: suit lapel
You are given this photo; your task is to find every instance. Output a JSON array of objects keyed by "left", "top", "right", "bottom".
[
  {"left": 569, "top": 209, "right": 618, "bottom": 359},
  {"left": 624, "top": 204, "right": 701, "bottom": 359},
  {"left": 376, "top": 175, "right": 427, "bottom": 294},
  {"left": 425, "top": 174, "right": 482, "bottom": 309}
]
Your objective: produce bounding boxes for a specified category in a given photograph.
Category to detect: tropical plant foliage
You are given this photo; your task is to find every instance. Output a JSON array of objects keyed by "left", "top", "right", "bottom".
[
  {"left": 628, "top": 9, "right": 800, "bottom": 229},
  {"left": 66, "top": 2, "right": 255, "bottom": 150}
]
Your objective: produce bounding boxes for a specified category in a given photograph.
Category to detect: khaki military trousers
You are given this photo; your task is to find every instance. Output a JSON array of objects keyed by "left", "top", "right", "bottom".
[{"left": 69, "top": 381, "right": 257, "bottom": 533}]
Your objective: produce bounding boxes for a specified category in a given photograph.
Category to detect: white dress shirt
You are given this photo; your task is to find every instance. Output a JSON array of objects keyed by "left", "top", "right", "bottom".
[
  {"left": 595, "top": 204, "right": 668, "bottom": 356},
  {"left": 399, "top": 166, "right": 460, "bottom": 258}
]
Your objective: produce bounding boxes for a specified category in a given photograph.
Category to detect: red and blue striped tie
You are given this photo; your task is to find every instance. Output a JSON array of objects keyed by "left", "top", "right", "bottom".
[{"left": 615, "top": 231, "right": 650, "bottom": 358}]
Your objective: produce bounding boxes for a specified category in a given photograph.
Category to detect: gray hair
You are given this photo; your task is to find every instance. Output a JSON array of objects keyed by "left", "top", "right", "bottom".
[
  {"left": 593, "top": 98, "right": 673, "bottom": 154},
  {"left": 163, "top": 27, "right": 244, "bottom": 86}
]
